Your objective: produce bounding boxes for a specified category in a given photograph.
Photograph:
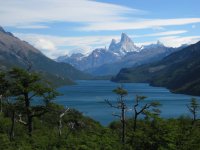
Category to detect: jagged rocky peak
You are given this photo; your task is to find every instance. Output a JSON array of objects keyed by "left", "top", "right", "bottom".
[
  {"left": 111, "top": 39, "right": 117, "bottom": 44},
  {"left": 108, "top": 39, "right": 117, "bottom": 51},
  {"left": 92, "top": 48, "right": 106, "bottom": 55},
  {"left": 108, "top": 32, "right": 140, "bottom": 55},
  {"left": 70, "top": 53, "right": 84, "bottom": 58},
  {"left": 120, "top": 32, "right": 132, "bottom": 43},
  {"left": 56, "top": 54, "right": 69, "bottom": 62},
  {"left": 141, "top": 40, "right": 166, "bottom": 50},
  {"left": 156, "top": 40, "right": 164, "bottom": 46},
  {"left": 120, "top": 33, "right": 140, "bottom": 52}
]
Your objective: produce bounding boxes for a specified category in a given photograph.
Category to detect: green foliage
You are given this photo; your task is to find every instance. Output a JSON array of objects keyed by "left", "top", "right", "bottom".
[
  {"left": 187, "top": 98, "right": 200, "bottom": 123},
  {"left": 113, "top": 86, "right": 128, "bottom": 96},
  {"left": 0, "top": 103, "right": 122, "bottom": 149},
  {"left": 188, "top": 98, "right": 200, "bottom": 113},
  {"left": 0, "top": 101, "right": 200, "bottom": 150},
  {"left": 0, "top": 68, "right": 200, "bottom": 149}
]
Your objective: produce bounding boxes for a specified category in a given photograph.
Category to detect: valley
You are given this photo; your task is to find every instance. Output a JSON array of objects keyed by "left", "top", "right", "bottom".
[{"left": 1, "top": 1, "right": 200, "bottom": 149}]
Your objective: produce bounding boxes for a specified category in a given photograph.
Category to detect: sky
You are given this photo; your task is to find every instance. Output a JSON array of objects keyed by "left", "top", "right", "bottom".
[{"left": 1, "top": 0, "right": 200, "bottom": 58}]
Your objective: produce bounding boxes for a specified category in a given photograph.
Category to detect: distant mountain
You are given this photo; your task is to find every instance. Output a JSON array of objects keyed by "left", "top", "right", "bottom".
[
  {"left": 56, "top": 33, "right": 178, "bottom": 76},
  {"left": 57, "top": 48, "right": 121, "bottom": 71},
  {"left": 56, "top": 33, "right": 139, "bottom": 71},
  {"left": 0, "top": 26, "right": 92, "bottom": 86},
  {"left": 108, "top": 33, "right": 140, "bottom": 56},
  {"left": 140, "top": 40, "right": 164, "bottom": 49},
  {"left": 86, "top": 41, "right": 178, "bottom": 75},
  {"left": 112, "top": 41, "right": 200, "bottom": 96}
]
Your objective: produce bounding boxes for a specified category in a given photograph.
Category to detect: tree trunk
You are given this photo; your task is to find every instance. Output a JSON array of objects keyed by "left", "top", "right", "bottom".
[
  {"left": 0, "top": 96, "right": 2, "bottom": 113},
  {"left": 59, "top": 118, "right": 62, "bottom": 136},
  {"left": 133, "top": 111, "right": 137, "bottom": 132},
  {"left": 28, "top": 116, "right": 33, "bottom": 136},
  {"left": 194, "top": 108, "right": 196, "bottom": 122},
  {"left": 10, "top": 110, "right": 15, "bottom": 141},
  {"left": 121, "top": 106, "right": 125, "bottom": 144},
  {"left": 192, "top": 109, "right": 196, "bottom": 125},
  {"left": 25, "top": 93, "right": 32, "bottom": 136}
]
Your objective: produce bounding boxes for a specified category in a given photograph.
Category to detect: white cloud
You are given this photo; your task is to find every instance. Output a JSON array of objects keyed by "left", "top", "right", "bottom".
[
  {"left": 15, "top": 33, "right": 118, "bottom": 48},
  {"left": 159, "top": 36, "right": 200, "bottom": 47},
  {"left": 79, "top": 18, "right": 200, "bottom": 31},
  {"left": 0, "top": 0, "right": 141, "bottom": 27},
  {"left": 0, "top": 0, "right": 199, "bottom": 32},
  {"left": 14, "top": 29, "right": 193, "bottom": 58},
  {"left": 16, "top": 25, "right": 49, "bottom": 29},
  {"left": 135, "top": 41, "right": 155, "bottom": 47},
  {"left": 35, "top": 38, "right": 56, "bottom": 51},
  {"left": 134, "top": 30, "right": 187, "bottom": 38},
  {"left": 15, "top": 33, "right": 118, "bottom": 58},
  {"left": 152, "top": 26, "right": 165, "bottom": 31}
]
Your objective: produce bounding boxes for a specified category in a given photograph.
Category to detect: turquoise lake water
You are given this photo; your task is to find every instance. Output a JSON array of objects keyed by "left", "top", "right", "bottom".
[{"left": 56, "top": 80, "right": 200, "bottom": 126}]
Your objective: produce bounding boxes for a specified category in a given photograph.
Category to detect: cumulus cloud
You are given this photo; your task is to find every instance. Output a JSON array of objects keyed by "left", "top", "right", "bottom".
[{"left": 35, "top": 38, "right": 56, "bottom": 50}]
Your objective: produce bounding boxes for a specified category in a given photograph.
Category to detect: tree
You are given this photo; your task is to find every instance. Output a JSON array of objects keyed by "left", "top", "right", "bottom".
[
  {"left": 0, "top": 72, "right": 10, "bottom": 113},
  {"left": 6, "top": 67, "right": 59, "bottom": 136},
  {"left": 58, "top": 108, "right": 69, "bottom": 136},
  {"left": 105, "top": 86, "right": 128, "bottom": 144},
  {"left": 133, "top": 95, "right": 160, "bottom": 131},
  {"left": 187, "top": 98, "right": 200, "bottom": 124},
  {"left": 0, "top": 72, "right": 17, "bottom": 140}
]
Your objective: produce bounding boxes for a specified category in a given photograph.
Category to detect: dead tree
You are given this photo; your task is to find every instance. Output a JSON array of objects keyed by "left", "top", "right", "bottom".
[
  {"left": 105, "top": 86, "right": 128, "bottom": 144},
  {"left": 59, "top": 108, "right": 69, "bottom": 136},
  {"left": 133, "top": 95, "right": 160, "bottom": 131},
  {"left": 18, "top": 113, "right": 27, "bottom": 125}
]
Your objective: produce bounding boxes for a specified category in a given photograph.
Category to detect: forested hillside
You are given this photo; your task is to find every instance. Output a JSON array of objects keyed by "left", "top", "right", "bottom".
[
  {"left": 0, "top": 68, "right": 199, "bottom": 149},
  {"left": 112, "top": 41, "right": 200, "bottom": 96}
]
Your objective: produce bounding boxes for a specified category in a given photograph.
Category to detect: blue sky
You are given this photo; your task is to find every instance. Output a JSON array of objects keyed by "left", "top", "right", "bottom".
[{"left": 1, "top": 0, "right": 200, "bottom": 58}]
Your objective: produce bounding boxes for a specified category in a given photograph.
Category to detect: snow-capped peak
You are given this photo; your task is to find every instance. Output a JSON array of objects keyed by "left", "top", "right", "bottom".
[
  {"left": 108, "top": 33, "right": 140, "bottom": 55},
  {"left": 156, "top": 40, "right": 164, "bottom": 46},
  {"left": 141, "top": 40, "right": 165, "bottom": 50},
  {"left": 120, "top": 32, "right": 132, "bottom": 43}
]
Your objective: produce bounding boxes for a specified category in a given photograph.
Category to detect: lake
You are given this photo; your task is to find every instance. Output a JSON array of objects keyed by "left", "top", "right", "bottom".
[{"left": 56, "top": 80, "right": 200, "bottom": 126}]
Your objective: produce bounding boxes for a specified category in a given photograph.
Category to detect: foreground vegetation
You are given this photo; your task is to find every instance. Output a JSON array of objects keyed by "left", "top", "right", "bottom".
[{"left": 0, "top": 68, "right": 200, "bottom": 150}]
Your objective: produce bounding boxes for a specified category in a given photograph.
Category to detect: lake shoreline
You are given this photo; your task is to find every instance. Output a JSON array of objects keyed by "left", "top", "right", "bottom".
[{"left": 57, "top": 80, "right": 200, "bottom": 126}]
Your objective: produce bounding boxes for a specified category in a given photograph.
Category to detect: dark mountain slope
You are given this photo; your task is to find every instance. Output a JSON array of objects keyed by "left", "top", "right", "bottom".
[
  {"left": 112, "top": 41, "right": 200, "bottom": 95},
  {"left": 0, "top": 27, "right": 92, "bottom": 85}
]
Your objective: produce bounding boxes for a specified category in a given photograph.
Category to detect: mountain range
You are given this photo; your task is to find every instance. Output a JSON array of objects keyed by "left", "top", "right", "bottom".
[
  {"left": 56, "top": 33, "right": 181, "bottom": 75},
  {"left": 1, "top": 26, "right": 199, "bottom": 95},
  {"left": 0, "top": 26, "right": 92, "bottom": 86},
  {"left": 112, "top": 41, "right": 200, "bottom": 96}
]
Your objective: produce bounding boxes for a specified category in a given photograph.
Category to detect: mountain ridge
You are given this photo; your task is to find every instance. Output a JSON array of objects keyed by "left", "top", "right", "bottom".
[
  {"left": 112, "top": 41, "right": 200, "bottom": 96},
  {"left": 56, "top": 33, "right": 178, "bottom": 75},
  {"left": 0, "top": 26, "right": 92, "bottom": 86}
]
